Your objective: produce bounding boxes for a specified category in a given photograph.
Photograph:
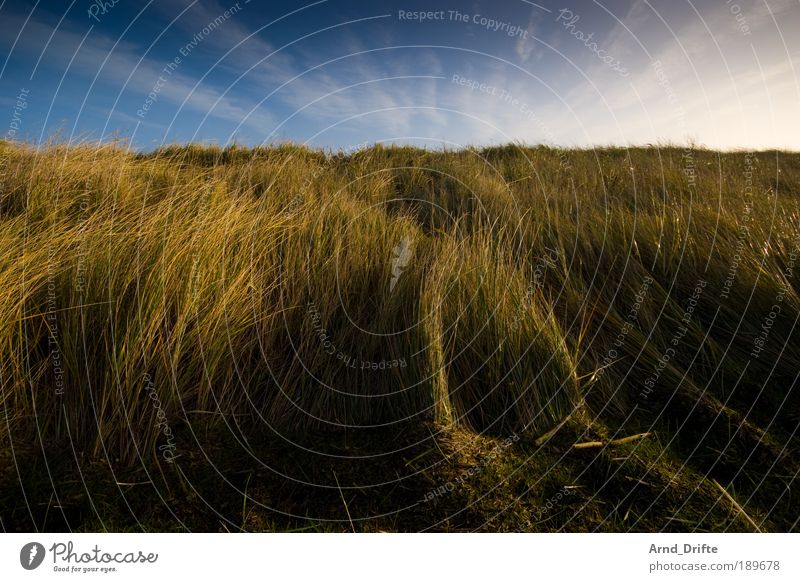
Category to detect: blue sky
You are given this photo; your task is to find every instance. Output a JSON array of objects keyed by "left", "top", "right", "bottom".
[{"left": 1, "top": 0, "right": 798, "bottom": 150}]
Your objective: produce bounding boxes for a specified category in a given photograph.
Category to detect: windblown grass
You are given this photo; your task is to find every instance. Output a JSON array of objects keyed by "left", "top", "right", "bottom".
[{"left": 1, "top": 139, "right": 798, "bottom": 531}]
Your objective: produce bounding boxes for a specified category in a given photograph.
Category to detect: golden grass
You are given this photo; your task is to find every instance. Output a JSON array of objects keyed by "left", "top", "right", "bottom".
[{"left": 1, "top": 139, "right": 798, "bottom": 467}]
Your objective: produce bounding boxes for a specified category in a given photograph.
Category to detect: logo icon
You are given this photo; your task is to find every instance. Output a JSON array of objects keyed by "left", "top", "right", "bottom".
[
  {"left": 20, "top": 542, "right": 46, "bottom": 570},
  {"left": 390, "top": 237, "right": 414, "bottom": 292}
]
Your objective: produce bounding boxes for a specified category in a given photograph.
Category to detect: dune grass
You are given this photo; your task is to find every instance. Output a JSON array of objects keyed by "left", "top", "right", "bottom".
[{"left": 0, "top": 139, "right": 798, "bottom": 531}]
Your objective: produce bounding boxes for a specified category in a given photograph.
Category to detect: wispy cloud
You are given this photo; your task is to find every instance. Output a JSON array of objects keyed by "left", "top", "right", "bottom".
[{"left": 0, "top": 8, "right": 275, "bottom": 136}]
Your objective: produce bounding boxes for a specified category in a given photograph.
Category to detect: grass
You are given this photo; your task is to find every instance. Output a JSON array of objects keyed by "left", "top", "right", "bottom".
[{"left": 0, "top": 139, "right": 798, "bottom": 532}]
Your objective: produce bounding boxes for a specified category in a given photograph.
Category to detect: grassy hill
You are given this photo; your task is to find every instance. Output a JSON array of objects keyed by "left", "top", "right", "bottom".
[{"left": 1, "top": 140, "right": 798, "bottom": 532}]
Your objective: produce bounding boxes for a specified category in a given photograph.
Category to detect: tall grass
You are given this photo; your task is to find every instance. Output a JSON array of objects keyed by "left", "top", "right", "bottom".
[{"left": 1, "top": 139, "right": 798, "bottom": 465}]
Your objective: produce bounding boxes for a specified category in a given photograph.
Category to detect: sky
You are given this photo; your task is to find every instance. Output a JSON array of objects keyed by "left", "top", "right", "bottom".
[{"left": 0, "top": 0, "right": 798, "bottom": 151}]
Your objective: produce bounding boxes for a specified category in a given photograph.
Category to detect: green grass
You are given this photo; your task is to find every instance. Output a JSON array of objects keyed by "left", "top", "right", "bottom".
[{"left": 0, "top": 139, "right": 798, "bottom": 531}]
